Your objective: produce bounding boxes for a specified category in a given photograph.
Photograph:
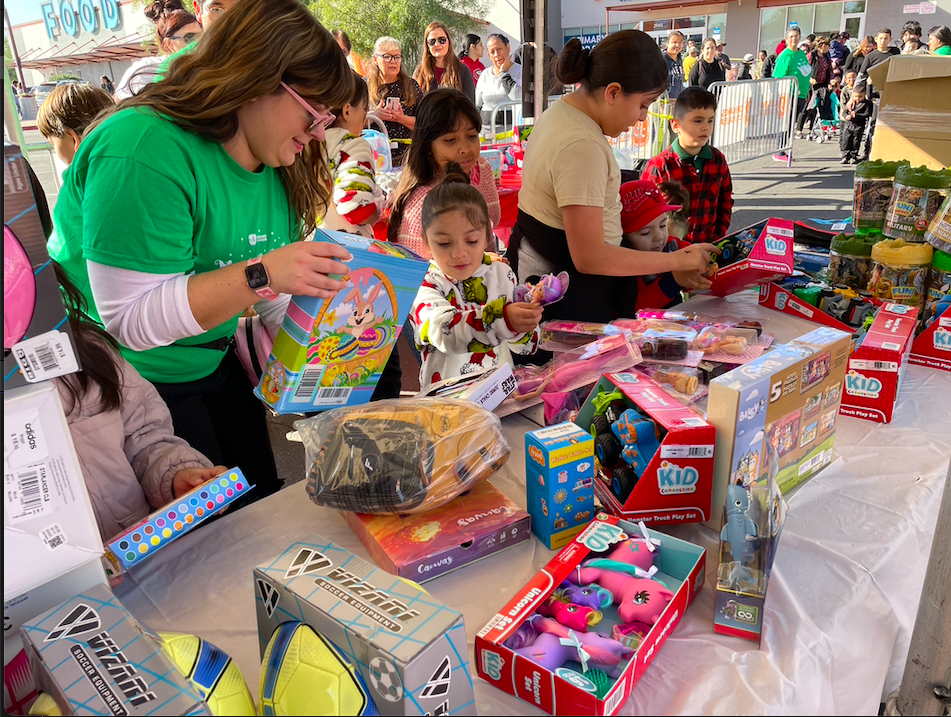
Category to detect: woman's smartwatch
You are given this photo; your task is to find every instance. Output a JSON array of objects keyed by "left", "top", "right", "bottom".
[{"left": 245, "top": 256, "right": 278, "bottom": 301}]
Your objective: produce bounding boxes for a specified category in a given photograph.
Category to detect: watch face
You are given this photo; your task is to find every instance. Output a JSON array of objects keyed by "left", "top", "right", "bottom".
[{"left": 245, "top": 261, "right": 269, "bottom": 290}]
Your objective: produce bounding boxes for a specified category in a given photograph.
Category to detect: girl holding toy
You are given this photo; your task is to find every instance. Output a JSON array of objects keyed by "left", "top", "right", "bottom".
[
  {"left": 409, "top": 163, "right": 542, "bottom": 389},
  {"left": 508, "top": 30, "right": 716, "bottom": 324}
]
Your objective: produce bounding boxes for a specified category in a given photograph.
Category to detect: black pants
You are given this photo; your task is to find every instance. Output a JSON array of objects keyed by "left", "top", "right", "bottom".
[
  {"left": 779, "top": 96, "right": 806, "bottom": 151},
  {"left": 154, "top": 347, "right": 281, "bottom": 511},
  {"left": 839, "top": 124, "right": 865, "bottom": 158}
]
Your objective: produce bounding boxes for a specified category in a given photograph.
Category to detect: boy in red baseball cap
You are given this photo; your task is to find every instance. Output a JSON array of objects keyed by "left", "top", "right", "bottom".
[{"left": 619, "top": 180, "right": 713, "bottom": 312}]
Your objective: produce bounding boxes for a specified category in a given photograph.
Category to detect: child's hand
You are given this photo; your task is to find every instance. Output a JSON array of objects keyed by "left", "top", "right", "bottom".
[
  {"left": 505, "top": 302, "right": 543, "bottom": 335},
  {"left": 673, "top": 243, "right": 719, "bottom": 274},
  {"left": 173, "top": 465, "right": 228, "bottom": 498},
  {"left": 672, "top": 269, "right": 713, "bottom": 291},
  {"left": 486, "top": 252, "right": 509, "bottom": 265}
]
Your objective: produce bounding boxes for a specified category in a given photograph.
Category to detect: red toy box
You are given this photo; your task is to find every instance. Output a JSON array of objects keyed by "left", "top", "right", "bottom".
[
  {"left": 839, "top": 303, "right": 918, "bottom": 423},
  {"left": 759, "top": 281, "right": 857, "bottom": 333},
  {"left": 343, "top": 481, "right": 531, "bottom": 582},
  {"left": 909, "top": 306, "right": 951, "bottom": 372},
  {"left": 574, "top": 373, "right": 716, "bottom": 525},
  {"left": 475, "top": 515, "right": 705, "bottom": 716},
  {"left": 701, "top": 218, "right": 795, "bottom": 297}
]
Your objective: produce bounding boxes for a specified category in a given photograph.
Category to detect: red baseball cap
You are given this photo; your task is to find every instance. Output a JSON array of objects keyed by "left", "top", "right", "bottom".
[{"left": 619, "top": 180, "right": 682, "bottom": 235}]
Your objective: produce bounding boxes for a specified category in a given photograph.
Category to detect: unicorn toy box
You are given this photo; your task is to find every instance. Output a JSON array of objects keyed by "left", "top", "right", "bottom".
[{"left": 255, "top": 230, "right": 429, "bottom": 413}]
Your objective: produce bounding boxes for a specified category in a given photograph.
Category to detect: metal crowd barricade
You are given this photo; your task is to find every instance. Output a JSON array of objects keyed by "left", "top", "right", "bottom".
[
  {"left": 482, "top": 95, "right": 571, "bottom": 147},
  {"left": 608, "top": 93, "right": 672, "bottom": 171},
  {"left": 708, "top": 77, "right": 798, "bottom": 167}
]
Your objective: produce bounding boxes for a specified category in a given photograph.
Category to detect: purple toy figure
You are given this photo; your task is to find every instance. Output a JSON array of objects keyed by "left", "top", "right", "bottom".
[
  {"left": 557, "top": 582, "right": 614, "bottom": 611},
  {"left": 509, "top": 617, "right": 634, "bottom": 679},
  {"left": 514, "top": 272, "right": 570, "bottom": 307}
]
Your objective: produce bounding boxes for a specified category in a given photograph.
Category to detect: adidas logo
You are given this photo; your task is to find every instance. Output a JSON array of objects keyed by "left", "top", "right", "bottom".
[
  {"left": 420, "top": 656, "right": 451, "bottom": 699},
  {"left": 257, "top": 579, "right": 280, "bottom": 618},
  {"left": 284, "top": 547, "right": 332, "bottom": 579},
  {"left": 44, "top": 604, "right": 101, "bottom": 642}
]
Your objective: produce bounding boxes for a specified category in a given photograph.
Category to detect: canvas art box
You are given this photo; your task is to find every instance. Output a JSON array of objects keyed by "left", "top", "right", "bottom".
[
  {"left": 21, "top": 583, "right": 209, "bottom": 715},
  {"left": 256, "top": 230, "right": 429, "bottom": 413},
  {"left": 254, "top": 534, "right": 476, "bottom": 715},
  {"left": 706, "top": 327, "right": 851, "bottom": 529},
  {"left": 343, "top": 481, "right": 531, "bottom": 582}
]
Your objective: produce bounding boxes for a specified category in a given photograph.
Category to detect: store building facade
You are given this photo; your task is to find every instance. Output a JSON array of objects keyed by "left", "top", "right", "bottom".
[{"left": 552, "top": 0, "right": 951, "bottom": 55}]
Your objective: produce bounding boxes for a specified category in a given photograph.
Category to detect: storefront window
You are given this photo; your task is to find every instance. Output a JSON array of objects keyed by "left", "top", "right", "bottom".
[
  {"left": 643, "top": 19, "right": 672, "bottom": 32},
  {"left": 620, "top": 23, "right": 639, "bottom": 31},
  {"left": 760, "top": 7, "right": 787, "bottom": 53},
  {"left": 674, "top": 16, "right": 706, "bottom": 29},
  {"left": 787, "top": 5, "right": 815, "bottom": 38},
  {"left": 815, "top": 2, "right": 842, "bottom": 37},
  {"left": 843, "top": 1, "right": 866, "bottom": 13},
  {"left": 708, "top": 13, "right": 727, "bottom": 42}
]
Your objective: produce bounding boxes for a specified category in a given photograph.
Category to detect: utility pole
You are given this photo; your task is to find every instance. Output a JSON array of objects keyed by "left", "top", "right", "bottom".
[{"left": 4, "top": 6, "right": 28, "bottom": 88}]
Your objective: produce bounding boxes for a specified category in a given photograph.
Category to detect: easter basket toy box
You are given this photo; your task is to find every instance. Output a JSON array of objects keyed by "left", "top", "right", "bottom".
[
  {"left": 255, "top": 230, "right": 429, "bottom": 413},
  {"left": 343, "top": 480, "right": 531, "bottom": 582},
  {"left": 572, "top": 372, "right": 716, "bottom": 526},
  {"left": 475, "top": 515, "right": 705, "bottom": 716},
  {"left": 254, "top": 534, "right": 476, "bottom": 716}
]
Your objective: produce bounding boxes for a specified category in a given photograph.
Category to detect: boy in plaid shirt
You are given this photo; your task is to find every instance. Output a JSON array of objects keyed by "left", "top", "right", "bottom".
[{"left": 642, "top": 87, "right": 734, "bottom": 245}]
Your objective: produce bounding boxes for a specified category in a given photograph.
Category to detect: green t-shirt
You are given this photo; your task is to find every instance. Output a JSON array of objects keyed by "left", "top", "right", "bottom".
[
  {"left": 153, "top": 40, "right": 197, "bottom": 83},
  {"left": 934, "top": 45, "right": 951, "bottom": 56},
  {"left": 774, "top": 48, "right": 812, "bottom": 99},
  {"left": 50, "top": 107, "right": 296, "bottom": 384},
  {"left": 672, "top": 138, "right": 713, "bottom": 173}
]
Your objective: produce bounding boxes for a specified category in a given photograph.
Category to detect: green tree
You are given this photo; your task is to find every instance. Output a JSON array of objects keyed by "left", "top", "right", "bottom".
[
  {"left": 4, "top": 36, "right": 16, "bottom": 83},
  {"left": 308, "top": 0, "right": 489, "bottom": 70}
]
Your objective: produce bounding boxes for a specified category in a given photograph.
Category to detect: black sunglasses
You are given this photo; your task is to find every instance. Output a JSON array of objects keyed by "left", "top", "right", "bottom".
[{"left": 427, "top": 36, "right": 448, "bottom": 47}]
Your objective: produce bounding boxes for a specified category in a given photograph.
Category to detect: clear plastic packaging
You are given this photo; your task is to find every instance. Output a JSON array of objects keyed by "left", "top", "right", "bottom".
[
  {"left": 924, "top": 249, "right": 951, "bottom": 329},
  {"left": 867, "top": 238, "right": 933, "bottom": 311},
  {"left": 647, "top": 365, "right": 701, "bottom": 395},
  {"left": 692, "top": 326, "right": 759, "bottom": 355},
  {"left": 852, "top": 159, "right": 908, "bottom": 231},
  {"left": 925, "top": 194, "right": 951, "bottom": 255},
  {"left": 514, "top": 332, "right": 642, "bottom": 401},
  {"left": 538, "top": 320, "right": 623, "bottom": 353},
  {"left": 297, "top": 398, "right": 510, "bottom": 514},
  {"left": 883, "top": 165, "right": 951, "bottom": 243},
  {"left": 827, "top": 233, "right": 878, "bottom": 293}
]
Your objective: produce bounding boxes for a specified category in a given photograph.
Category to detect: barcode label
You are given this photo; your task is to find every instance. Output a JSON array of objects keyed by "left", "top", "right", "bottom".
[
  {"left": 534, "top": 423, "right": 581, "bottom": 439},
  {"left": 290, "top": 366, "right": 324, "bottom": 402},
  {"left": 798, "top": 451, "right": 825, "bottom": 476},
  {"left": 4, "top": 463, "right": 50, "bottom": 523},
  {"left": 40, "top": 523, "right": 66, "bottom": 551},
  {"left": 477, "top": 613, "right": 505, "bottom": 638},
  {"left": 312, "top": 386, "right": 353, "bottom": 406},
  {"left": 850, "top": 359, "right": 899, "bottom": 372},
  {"left": 680, "top": 417, "right": 707, "bottom": 427},
  {"left": 662, "top": 444, "right": 714, "bottom": 459},
  {"left": 604, "top": 676, "right": 628, "bottom": 715},
  {"left": 881, "top": 342, "right": 902, "bottom": 351},
  {"left": 11, "top": 330, "right": 79, "bottom": 382}
]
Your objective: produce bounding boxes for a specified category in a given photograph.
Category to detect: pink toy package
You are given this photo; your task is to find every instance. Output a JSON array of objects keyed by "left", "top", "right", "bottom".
[
  {"left": 476, "top": 516, "right": 705, "bottom": 716},
  {"left": 698, "top": 218, "right": 795, "bottom": 298}
]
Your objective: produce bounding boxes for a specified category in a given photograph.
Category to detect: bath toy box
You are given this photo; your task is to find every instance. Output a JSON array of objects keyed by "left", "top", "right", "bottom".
[{"left": 255, "top": 230, "right": 429, "bottom": 413}]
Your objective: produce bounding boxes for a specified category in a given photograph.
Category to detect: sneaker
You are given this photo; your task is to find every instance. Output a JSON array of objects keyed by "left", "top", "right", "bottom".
[
  {"left": 840, "top": 155, "right": 852, "bottom": 164},
  {"left": 773, "top": 153, "right": 789, "bottom": 162},
  {"left": 795, "top": 132, "right": 803, "bottom": 139}
]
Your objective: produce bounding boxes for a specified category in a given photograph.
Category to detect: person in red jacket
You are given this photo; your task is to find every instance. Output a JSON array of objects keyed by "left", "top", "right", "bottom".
[
  {"left": 641, "top": 86, "right": 734, "bottom": 246},
  {"left": 619, "top": 180, "right": 710, "bottom": 312}
]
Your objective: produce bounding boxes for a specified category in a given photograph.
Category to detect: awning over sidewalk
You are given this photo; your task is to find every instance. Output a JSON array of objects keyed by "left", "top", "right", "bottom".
[{"left": 19, "top": 32, "right": 156, "bottom": 70}]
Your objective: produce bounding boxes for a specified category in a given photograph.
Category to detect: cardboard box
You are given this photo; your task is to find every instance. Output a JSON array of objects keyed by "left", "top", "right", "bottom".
[
  {"left": 256, "top": 230, "right": 429, "bottom": 413},
  {"left": 254, "top": 534, "right": 476, "bottom": 715},
  {"left": 699, "top": 218, "right": 795, "bottom": 298},
  {"left": 524, "top": 423, "right": 596, "bottom": 550},
  {"left": 21, "top": 583, "right": 209, "bottom": 715},
  {"left": 415, "top": 363, "right": 518, "bottom": 411},
  {"left": 910, "top": 301, "right": 951, "bottom": 371},
  {"left": 475, "top": 515, "right": 706, "bottom": 716},
  {"left": 3, "top": 384, "right": 106, "bottom": 664},
  {"left": 4, "top": 143, "right": 80, "bottom": 390},
  {"left": 343, "top": 481, "right": 531, "bottom": 582},
  {"left": 575, "top": 373, "right": 716, "bottom": 526},
  {"left": 102, "top": 468, "right": 252, "bottom": 576},
  {"left": 839, "top": 303, "right": 918, "bottom": 423},
  {"left": 706, "top": 327, "right": 851, "bottom": 527},
  {"left": 868, "top": 55, "right": 951, "bottom": 171}
]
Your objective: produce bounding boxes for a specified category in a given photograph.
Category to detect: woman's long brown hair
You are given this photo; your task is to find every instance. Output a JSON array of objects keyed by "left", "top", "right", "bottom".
[
  {"left": 366, "top": 36, "right": 419, "bottom": 109},
  {"left": 414, "top": 21, "right": 466, "bottom": 94},
  {"left": 91, "top": 0, "right": 353, "bottom": 238}
]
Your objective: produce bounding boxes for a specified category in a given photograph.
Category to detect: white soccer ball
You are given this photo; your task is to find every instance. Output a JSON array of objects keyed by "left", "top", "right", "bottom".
[{"left": 367, "top": 657, "right": 403, "bottom": 703}]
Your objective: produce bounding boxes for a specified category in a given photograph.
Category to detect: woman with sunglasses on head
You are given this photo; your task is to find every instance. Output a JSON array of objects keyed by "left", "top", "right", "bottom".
[
  {"left": 368, "top": 36, "right": 424, "bottom": 167},
  {"left": 414, "top": 21, "right": 475, "bottom": 102},
  {"left": 114, "top": 0, "right": 201, "bottom": 100},
  {"left": 48, "top": 0, "right": 354, "bottom": 509}
]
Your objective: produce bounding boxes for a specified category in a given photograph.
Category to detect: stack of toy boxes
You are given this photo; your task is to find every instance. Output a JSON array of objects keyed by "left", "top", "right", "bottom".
[
  {"left": 839, "top": 303, "right": 918, "bottom": 423},
  {"left": 475, "top": 515, "right": 706, "bottom": 715},
  {"left": 910, "top": 304, "right": 951, "bottom": 371},
  {"left": 573, "top": 372, "right": 716, "bottom": 525},
  {"left": 699, "top": 218, "right": 795, "bottom": 297},
  {"left": 524, "top": 423, "right": 596, "bottom": 550},
  {"left": 255, "top": 230, "right": 429, "bottom": 413},
  {"left": 706, "top": 327, "right": 851, "bottom": 513},
  {"left": 4, "top": 143, "right": 80, "bottom": 391},
  {"left": 343, "top": 481, "right": 531, "bottom": 582},
  {"left": 21, "top": 584, "right": 209, "bottom": 715},
  {"left": 254, "top": 534, "right": 477, "bottom": 715}
]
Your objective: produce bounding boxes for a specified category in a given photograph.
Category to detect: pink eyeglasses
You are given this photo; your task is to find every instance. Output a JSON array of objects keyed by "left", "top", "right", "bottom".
[{"left": 281, "top": 82, "right": 335, "bottom": 141}]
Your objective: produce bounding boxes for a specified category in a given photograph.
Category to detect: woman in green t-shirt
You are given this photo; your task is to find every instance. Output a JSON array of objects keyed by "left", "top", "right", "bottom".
[{"left": 50, "top": 0, "right": 354, "bottom": 506}]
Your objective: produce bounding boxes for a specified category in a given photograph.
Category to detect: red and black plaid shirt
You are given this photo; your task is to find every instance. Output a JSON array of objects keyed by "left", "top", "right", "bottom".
[{"left": 642, "top": 144, "right": 734, "bottom": 245}]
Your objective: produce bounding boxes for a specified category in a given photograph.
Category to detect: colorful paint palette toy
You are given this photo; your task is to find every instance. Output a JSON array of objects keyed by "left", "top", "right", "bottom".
[{"left": 104, "top": 468, "right": 250, "bottom": 575}]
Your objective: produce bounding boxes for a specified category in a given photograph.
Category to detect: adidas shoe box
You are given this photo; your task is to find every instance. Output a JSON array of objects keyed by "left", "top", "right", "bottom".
[
  {"left": 20, "top": 583, "right": 209, "bottom": 715},
  {"left": 253, "top": 534, "right": 477, "bottom": 715}
]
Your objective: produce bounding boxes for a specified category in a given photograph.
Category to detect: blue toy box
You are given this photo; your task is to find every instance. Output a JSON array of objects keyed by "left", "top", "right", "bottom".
[
  {"left": 525, "top": 423, "right": 596, "bottom": 550},
  {"left": 255, "top": 230, "right": 429, "bottom": 414}
]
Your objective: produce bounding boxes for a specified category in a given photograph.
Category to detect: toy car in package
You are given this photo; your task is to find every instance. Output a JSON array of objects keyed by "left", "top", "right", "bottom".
[{"left": 297, "top": 398, "right": 510, "bottom": 514}]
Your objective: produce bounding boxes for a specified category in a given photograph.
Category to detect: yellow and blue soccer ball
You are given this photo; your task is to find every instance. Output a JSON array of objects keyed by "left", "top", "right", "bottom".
[
  {"left": 159, "top": 632, "right": 256, "bottom": 716},
  {"left": 259, "top": 621, "right": 379, "bottom": 716}
]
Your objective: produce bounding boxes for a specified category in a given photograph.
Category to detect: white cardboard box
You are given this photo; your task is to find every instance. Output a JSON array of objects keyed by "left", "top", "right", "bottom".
[{"left": 3, "top": 383, "right": 106, "bottom": 664}]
